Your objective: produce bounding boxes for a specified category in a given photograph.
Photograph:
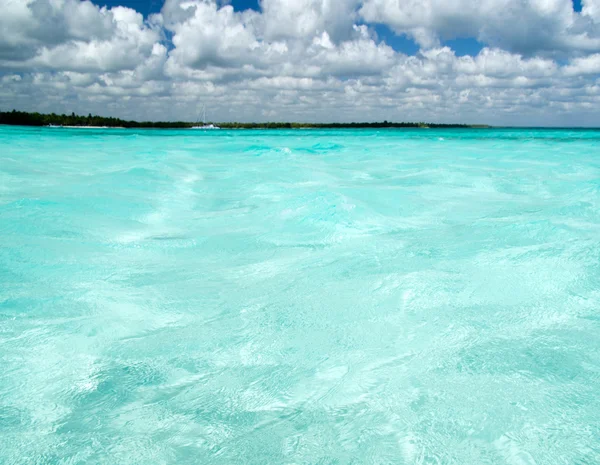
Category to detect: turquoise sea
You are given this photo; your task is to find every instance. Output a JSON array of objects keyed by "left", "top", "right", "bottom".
[{"left": 1, "top": 126, "right": 600, "bottom": 464}]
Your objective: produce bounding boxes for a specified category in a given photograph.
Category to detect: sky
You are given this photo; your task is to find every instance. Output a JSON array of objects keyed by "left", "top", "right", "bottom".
[{"left": 0, "top": 0, "right": 599, "bottom": 125}]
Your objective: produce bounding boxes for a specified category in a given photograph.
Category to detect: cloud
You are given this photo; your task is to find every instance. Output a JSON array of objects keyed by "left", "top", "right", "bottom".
[
  {"left": 583, "top": 0, "right": 600, "bottom": 20},
  {"left": 0, "top": 0, "right": 161, "bottom": 71},
  {"left": 0, "top": 0, "right": 599, "bottom": 126},
  {"left": 161, "top": 1, "right": 263, "bottom": 69},
  {"left": 260, "top": 0, "right": 360, "bottom": 42},
  {"left": 0, "top": 0, "right": 114, "bottom": 57},
  {"left": 359, "top": 0, "right": 600, "bottom": 55},
  {"left": 563, "top": 53, "right": 600, "bottom": 74}
]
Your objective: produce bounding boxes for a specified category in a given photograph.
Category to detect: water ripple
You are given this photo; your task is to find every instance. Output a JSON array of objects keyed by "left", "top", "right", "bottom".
[{"left": 1, "top": 127, "right": 600, "bottom": 464}]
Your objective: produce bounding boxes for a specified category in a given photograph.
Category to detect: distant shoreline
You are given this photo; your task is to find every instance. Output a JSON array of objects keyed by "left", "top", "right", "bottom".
[
  {"left": 3, "top": 110, "right": 599, "bottom": 130},
  {"left": 0, "top": 110, "right": 489, "bottom": 129},
  {"left": 60, "top": 125, "right": 126, "bottom": 129}
]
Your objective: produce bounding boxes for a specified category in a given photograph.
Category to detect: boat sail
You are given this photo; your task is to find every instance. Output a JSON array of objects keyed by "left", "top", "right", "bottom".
[{"left": 191, "top": 105, "right": 219, "bottom": 129}]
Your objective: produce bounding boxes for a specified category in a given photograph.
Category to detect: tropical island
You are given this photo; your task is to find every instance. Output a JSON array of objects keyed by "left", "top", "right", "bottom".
[{"left": 0, "top": 109, "right": 490, "bottom": 129}]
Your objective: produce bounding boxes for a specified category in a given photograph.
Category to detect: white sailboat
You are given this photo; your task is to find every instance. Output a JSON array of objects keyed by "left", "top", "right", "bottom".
[{"left": 191, "top": 105, "right": 219, "bottom": 129}]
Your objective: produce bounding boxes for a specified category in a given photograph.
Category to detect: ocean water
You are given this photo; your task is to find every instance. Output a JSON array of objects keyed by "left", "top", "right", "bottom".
[{"left": 1, "top": 126, "right": 600, "bottom": 465}]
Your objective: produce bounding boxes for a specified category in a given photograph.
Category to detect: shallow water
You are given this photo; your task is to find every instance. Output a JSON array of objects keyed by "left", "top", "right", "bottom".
[{"left": 1, "top": 126, "right": 600, "bottom": 464}]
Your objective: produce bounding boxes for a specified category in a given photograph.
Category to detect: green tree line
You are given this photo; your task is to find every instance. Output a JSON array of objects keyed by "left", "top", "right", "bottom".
[{"left": 0, "top": 109, "right": 487, "bottom": 129}]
